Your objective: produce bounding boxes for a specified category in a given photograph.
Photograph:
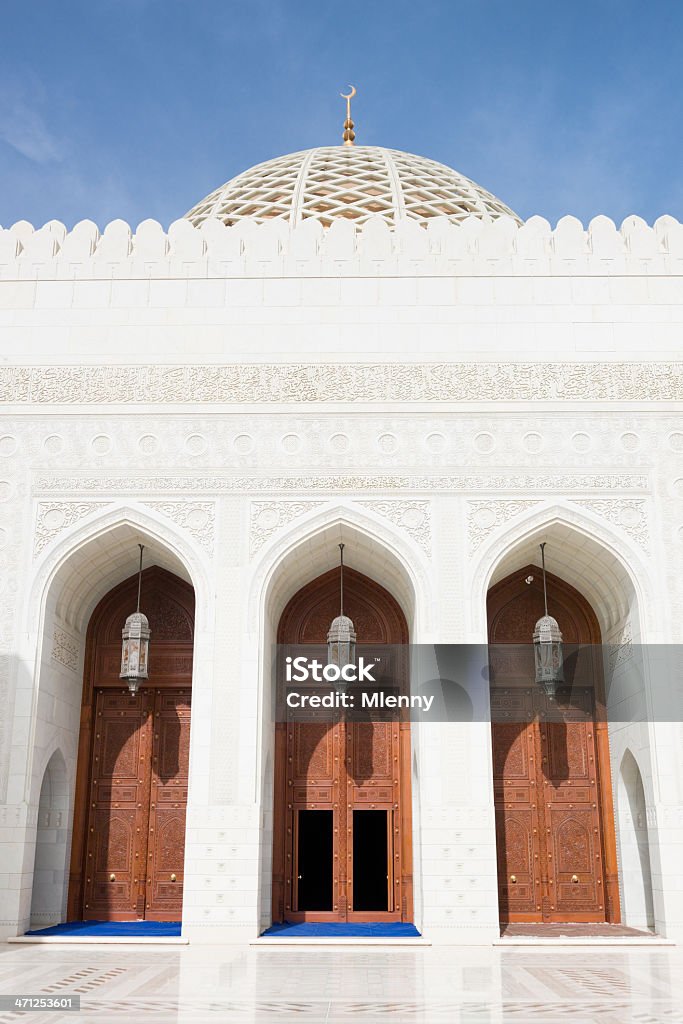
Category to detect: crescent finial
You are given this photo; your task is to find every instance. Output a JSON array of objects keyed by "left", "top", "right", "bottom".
[{"left": 340, "top": 86, "right": 357, "bottom": 146}]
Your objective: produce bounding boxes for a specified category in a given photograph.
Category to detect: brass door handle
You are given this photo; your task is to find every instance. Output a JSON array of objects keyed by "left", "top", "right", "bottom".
[
  {"left": 109, "top": 874, "right": 115, "bottom": 882},
  {"left": 510, "top": 875, "right": 517, "bottom": 883},
  {"left": 571, "top": 874, "right": 579, "bottom": 883},
  {"left": 171, "top": 873, "right": 176, "bottom": 882}
]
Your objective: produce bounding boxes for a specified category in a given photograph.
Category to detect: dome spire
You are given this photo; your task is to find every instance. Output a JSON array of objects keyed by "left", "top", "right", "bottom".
[{"left": 340, "top": 85, "right": 356, "bottom": 146}]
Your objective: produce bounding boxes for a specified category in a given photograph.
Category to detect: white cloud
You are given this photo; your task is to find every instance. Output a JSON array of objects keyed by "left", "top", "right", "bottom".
[{"left": 0, "top": 79, "right": 63, "bottom": 164}]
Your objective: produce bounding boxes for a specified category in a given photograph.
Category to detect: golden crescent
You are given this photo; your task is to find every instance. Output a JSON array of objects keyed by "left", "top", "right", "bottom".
[{"left": 340, "top": 85, "right": 357, "bottom": 100}]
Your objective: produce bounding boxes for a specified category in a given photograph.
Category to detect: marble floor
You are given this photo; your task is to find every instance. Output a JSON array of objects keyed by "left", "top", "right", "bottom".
[{"left": 0, "top": 941, "right": 681, "bottom": 1023}]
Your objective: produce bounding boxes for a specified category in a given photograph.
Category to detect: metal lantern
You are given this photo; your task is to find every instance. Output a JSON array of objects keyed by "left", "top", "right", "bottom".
[
  {"left": 120, "top": 544, "right": 151, "bottom": 696},
  {"left": 533, "top": 542, "right": 564, "bottom": 700},
  {"left": 327, "top": 543, "right": 356, "bottom": 691}
]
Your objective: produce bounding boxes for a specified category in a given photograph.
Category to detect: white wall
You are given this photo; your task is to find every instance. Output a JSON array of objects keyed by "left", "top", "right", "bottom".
[{"left": 0, "top": 214, "right": 682, "bottom": 941}]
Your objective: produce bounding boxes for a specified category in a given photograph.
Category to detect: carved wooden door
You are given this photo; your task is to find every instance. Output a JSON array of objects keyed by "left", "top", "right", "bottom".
[
  {"left": 70, "top": 566, "right": 195, "bottom": 922},
  {"left": 83, "top": 687, "right": 189, "bottom": 921},
  {"left": 488, "top": 567, "right": 619, "bottom": 924},
  {"left": 273, "top": 567, "right": 412, "bottom": 923}
]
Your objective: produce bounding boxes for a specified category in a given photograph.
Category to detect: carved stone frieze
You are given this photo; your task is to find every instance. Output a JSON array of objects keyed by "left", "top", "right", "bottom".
[
  {"left": 358, "top": 500, "right": 431, "bottom": 555},
  {"left": 2, "top": 361, "right": 683, "bottom": 405},
  {"left": 250, "top": 501, "right": 324, "bottom": 554},
  {"left": 51, "top": 627, "right": 80, "bottom": 673},
  {"left": 34, "top": 501, "right": 112, "bottom": 557},
  {"left": 467, "top": 500, "right": 542, "bottom": 552},
  {"left": 35, "top": 473, "right": 649, "bottom": 494},
  {"left": 571, "top": 499, "right": 650, "bottom": 551},
  {"left": 145, "top": 501, "right": 215, "bottom": 554}
]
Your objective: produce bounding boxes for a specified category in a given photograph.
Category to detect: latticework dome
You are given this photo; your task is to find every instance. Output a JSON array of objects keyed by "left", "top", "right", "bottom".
[{"left": 185, "top": 146, "right": 520, "bottom": 229}]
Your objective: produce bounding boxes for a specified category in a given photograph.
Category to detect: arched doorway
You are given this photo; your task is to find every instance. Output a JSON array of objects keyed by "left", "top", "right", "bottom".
[
  {"left": 67, "top": 566, "right": 194, "bottom": 922},
  {"left": 272, "top": 566, "right": 413, "bottom": 923},
  {"left": 487, "top": 566, "right": 620, "bottom": 924}
]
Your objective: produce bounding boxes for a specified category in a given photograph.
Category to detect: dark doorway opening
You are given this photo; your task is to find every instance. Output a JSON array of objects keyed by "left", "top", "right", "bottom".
[
  {"left": 296, "top": 811, "right": 333, "bottom": 911},
  {"left": 353, "top": 810, "right": 389, "bottom": 912}
]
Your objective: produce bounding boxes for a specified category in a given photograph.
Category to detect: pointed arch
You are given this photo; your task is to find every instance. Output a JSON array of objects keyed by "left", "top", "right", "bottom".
[
  {"left": 470, "top": 501, "right": 652, "bottom": 641},
  {"left": 252, "top": 504, "right": 426, "bottom": 929},
  {"left": 18, "top": 502, "right": 211, "bottom": 931},
  {"left": 28, "top": 502, "right": 212, "bottom": 636},
  {"left": 248, "top": 500, "right": 432, "bottom": 640}
]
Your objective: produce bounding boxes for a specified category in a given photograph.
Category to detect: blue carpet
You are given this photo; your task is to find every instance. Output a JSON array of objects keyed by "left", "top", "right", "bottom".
[
  {"left": 262, "top": 922, "right": 421, "bottom": 937},
  {"left": 25, "top": 920, "right": 181, "bottom": 937}
]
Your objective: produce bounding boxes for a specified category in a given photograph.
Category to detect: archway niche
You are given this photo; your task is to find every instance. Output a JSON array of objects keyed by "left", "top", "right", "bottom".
[
  {"left": 30, "top": 750, "right": 69, "bottom": 928},
  {"left": 258, "top": 521, "right": 419, "bottom": 929},
  {"left": 618, "top": 749, "right": 654, "bottom": 929},
  {"left": 484, "top": 520, "right": 655, "bottom": 927},
  {"left": 27, "top": 521, "right": 197, "bottom": 929}
]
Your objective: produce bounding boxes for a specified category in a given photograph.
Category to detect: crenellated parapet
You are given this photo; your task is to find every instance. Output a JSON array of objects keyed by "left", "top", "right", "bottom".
[{"left": 1, "top": 214, "right": 683, "bottom": 279}]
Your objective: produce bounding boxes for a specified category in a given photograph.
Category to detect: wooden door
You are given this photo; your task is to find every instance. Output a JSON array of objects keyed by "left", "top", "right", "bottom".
[
  {"left": 488, "top": 566, "right": 620, "bottom": 924},
  {"left": 69, "top": 566, "right": 194, "bottom": 922},
  {"left": 82, "top": 687, "right": 190, "bottom": 921},
  {"left": 273, "top": 567, "right": 413, "bottom": 923}
]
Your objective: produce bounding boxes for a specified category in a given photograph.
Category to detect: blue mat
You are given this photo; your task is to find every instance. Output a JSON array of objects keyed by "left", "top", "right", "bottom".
[
  {"left": 25, "top": 920, "right": 181, "bottom": 937},
  {"left": 262, "top": 922, "right": 421, "bottom": 937}
]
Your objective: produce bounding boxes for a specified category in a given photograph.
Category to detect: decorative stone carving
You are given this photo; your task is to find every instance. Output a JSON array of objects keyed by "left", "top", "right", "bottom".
[
  {"left": 467, "top": 500, "right": 542, "bottom": 551},
  {"left": 358, "top": 500, "right": 431, "bottom": 555},
  {"left": 51, "top": 627, "right": 80, "bottom": 673},
  {"left": 34, "top": 501, "right": 112, "bottom": 557},
  {"left": 35, "top": 473, "right": 649, "bottom": 494},
  {"left": 571, "top": 499, "right": 649, "bottom": 551},
  {"left": 2, "top": 361, "right": 683, "bottom": 405},
  {"left": 607, "top": 620, "right": 633, "bottom": 671},
  {"left": 145, "top": 502, "right": 215, "bottom": 553},
  {"left": 250, "top": 501, "right": 325, "bottom": 554}
]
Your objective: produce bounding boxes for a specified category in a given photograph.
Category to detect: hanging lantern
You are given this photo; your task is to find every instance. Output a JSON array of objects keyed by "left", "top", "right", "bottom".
[
  {"left": 533, "top": 542, "right": 564, "bottom": 700},
  {"left": 327, "top": 543, "right": 356, "bottom": 692},
  {"left": 120, "top": 544, "right": 151, "bottom": 696}
]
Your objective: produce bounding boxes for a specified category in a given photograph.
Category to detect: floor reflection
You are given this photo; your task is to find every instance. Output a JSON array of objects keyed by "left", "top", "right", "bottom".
[{"left": 0, "top": 942, "right": 679, "bottom": 1022}]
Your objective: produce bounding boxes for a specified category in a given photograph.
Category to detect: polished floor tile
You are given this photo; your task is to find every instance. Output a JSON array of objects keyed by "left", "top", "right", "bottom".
[{"left": 0, "top": 942, "right": 681, "bottom": 1023}]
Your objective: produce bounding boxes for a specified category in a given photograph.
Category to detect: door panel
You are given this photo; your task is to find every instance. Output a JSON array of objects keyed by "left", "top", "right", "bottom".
[
  {"left": 146, "top": 690, "right": 191, "bottom": 921},
  {"left": 83, "top": 690, "right": 152, "bottom": 921},
  {"left": 490, "top": 697, "right": 543, "bottom": 920}
]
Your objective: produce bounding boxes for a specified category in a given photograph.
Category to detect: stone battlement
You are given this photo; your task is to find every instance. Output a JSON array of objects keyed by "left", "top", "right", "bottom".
[{"left": 1, "top": 213, "right": 683, "bottom": 279}]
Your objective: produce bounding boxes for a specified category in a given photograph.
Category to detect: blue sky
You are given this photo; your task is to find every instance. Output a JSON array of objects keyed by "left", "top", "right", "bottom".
[{"left": 0, "top": 0, "right": 681, "bottom": 229}]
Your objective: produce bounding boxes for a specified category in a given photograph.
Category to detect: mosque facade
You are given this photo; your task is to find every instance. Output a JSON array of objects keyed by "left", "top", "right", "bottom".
[{"left": 1, "top": 132, "right": 682, "bottom": 944}]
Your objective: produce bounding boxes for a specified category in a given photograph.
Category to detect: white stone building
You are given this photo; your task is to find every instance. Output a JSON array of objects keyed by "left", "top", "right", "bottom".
[{"left": 0, "top": 141, "right": 682, "bottom": 944}]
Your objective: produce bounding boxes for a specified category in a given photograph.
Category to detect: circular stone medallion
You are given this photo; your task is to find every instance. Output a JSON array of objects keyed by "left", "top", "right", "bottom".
[{"left": 0, "top": 435, "right": 18, "bottom": 458}]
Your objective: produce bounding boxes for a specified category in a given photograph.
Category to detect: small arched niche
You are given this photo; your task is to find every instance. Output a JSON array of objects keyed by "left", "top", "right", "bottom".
[
  {"left": 30, "top": 750, "right": 69, "bottom": 928},
  {"left": 618, "top": 749, "right": 654, "bottom": 929}
]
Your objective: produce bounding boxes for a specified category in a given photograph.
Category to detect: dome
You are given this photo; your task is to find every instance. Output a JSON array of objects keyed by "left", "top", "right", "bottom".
[{"left": 185, "top": 146, "right": 520, "bottom": 229}]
